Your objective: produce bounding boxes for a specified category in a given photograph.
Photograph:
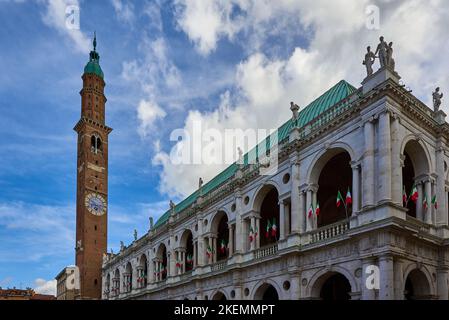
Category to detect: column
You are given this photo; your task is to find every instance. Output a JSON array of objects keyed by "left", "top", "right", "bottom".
[
  {"left": 363, "top": 119, "right": 375, "bottom": 207},
  {"left": 250, "top": 217, "right": 256, "bottom": 251},
  {"left": 197, "top": 236, "right": 205, "bottom": 266},
  {"left": 290, "top": 275, "right": 301, "bottom": 300},
  {"left": 425, "top": 179, "right": 432, "bottom": 224},
  {"left": 393, "top": 258, "right": 404, "bottom": 300},
  {"left": 193, "top": 240, "right": 197, "bottom": 268},
  {"left": 212, "top": 237, "right": 217, "bottom": 263},
  {"left": 255, "top": 216, "right": 260, "bottom": 249},
  {"left": 437, "top": 268, "right": 449, "bottom": 300},
  {"left": 290, "top": 157, "right": 301, "bottom": 232},
  {"left": 361, "top": 258, "right": 376, "bottom": 300},
  {"left": 391, "top": 114, "right": 402, "bottom": 204},
  {"left": 228, "top": 224, "right": 234, "bottom": 256},
  {"left": 279, "top": 200, "right": 286, "bottom": 240},
  {"left": 312, "top": 189, "right": 317, "bottom": 229},
  {"left": 417, "top": 182, "right": 423, "bottom": 221},
  {"left": 235, "top": 192, "right": 244, "bottom": 253},
  {"left": 351, "top": 163, "right": 360, "bottom": 213},
  {"left": 285, "top": 202, "right": 291, "bottom": 236},
  {"left": 378, "top": 111, "right": 392, "bottom": 202},
  {"left": 379, "top": 255, "right": 394, "bottom": 300},
  {"left": 436, "top": 146, "right": 448, "bottom": 226},
  {"left": 306, "top": 188, "right": 313, "bottom": 232},
  {"left": 299, "top": 190, "right": 306, "bottom": 233},
  {"left": 149, "top": 257, "right": 154, "bottom": 283}
]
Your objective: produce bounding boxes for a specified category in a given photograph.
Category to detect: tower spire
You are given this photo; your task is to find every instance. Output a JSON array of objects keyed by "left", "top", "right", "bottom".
[{"left": 93, "top": 31, "right": 97, "bottom": 52}]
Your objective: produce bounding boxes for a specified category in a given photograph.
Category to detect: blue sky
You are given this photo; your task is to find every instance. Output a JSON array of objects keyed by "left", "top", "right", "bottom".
[{"left": 0, "top": 0, "right": 448, "bottom": 294}]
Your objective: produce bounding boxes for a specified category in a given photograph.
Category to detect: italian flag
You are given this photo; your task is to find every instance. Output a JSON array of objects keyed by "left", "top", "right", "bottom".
[
  {"left": 345, "top": 188, "right": 352, "bottom": 205},
  {"left": 220, "top": 239, "right": 226, "bottom": 254},
  {"left": 336, "top": 190, "right": 344, "bottom": 208},
  {"left": 265, "top": 220, "right": 271, "bottom": 238},
  {"left": 271, "top": 218, "right": 277, "bottom": 237},
  {"left": 315, "top": 202, "right": 320, "bottom": 216},
  {"left": 249, "top": 226, "right": 254, "bottom": 242},
  {"left": 432, "top": 195, "right": 438, "bottom": 209},
  {"left": 186, "top": 254, "right": 193, "bottom": 264},
  {"left": 254, "top": 226, "right": 258, "bottom": 239},
  {"left": 423, "top": 193, "right": 428, "bottom": 210},
  {"left": 206, "top": 245, "right": 213, "bottom": 257},
  {"left": 409, "top": 185, "right": 418, "bottom": 203},
  {"left": 308, "top": 204, "right": 313, "bottom": 218},
  {"left": 161, "top": 265, "right": 166, "bottom": 275},
  {"left": 176, "top": 261, "right": 182, "bottom": 268},
  {"left": 403, "top": 186, "right": 408, "bottom": 205}
]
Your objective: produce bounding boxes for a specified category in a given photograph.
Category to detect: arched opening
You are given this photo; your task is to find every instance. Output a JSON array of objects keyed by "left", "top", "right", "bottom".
[
  {"left": 258, "top": 186, "right": 280, "bottom": 247},
  {"left": 404, "top": 269, "right": 431, "bottom": 300},
  {"left": 112, "top": 269, "right": 120, "bottom": 296},
  {"left": 138, "top": 254, "right": 148, "bottom": 287},
  {"left": 254, "top": 283, "right": 279, "bottom": 300},
  {"left": 90, "top": 134, "right": 103, "bottom": 154},
  {"left": 319, "top": 273, "right": 351, "bottom": 300},
  {"left": 212, "top": 211, "right": 229, "bottom": 261},
  {"left": 124, "top": 262, "right": 132, "bottom": 292},
  {"left": 402, "top": 140, "right": 430, "bottom": 219},
  {"left": 212, "top": 291, "right": 227, "bottom": 300},
  {"left": 156, "top": 244, "right": 168, "bottom": 280},
  {"left": 317, "top": 152, "right": 352, "bottom": 227},
  {"left": 402, "top": 151, "right": 416, "bottom": 217},
  {"left": 181, "top": 230, "right": 194, "bottom": 272},
  {"left": 105, "top": 273, "right": 111, "bottom": 297}
]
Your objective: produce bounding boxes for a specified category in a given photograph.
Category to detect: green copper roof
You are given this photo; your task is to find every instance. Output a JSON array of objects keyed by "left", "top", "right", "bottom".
[
  {"left": 84, "top": 61, "right": 104, "bottom": 79},
  {"left": 84, "top": 33, "right": 104, "bottom": 79},
  {"left": 154, "top": 80, "right": 357, "bottom": 228}
]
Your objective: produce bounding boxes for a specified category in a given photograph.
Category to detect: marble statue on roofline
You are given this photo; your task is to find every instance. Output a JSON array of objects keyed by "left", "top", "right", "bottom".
[
  {"left": 290, "top": 101, "right": 300, "bottom": 121},
  {"left": 433, "top": 87, "right": 444, "bottom": 112},
  {"left": 362, "top": 46, "right": 376, "bottom": 76},
  {"left": 364, "top": 36, "right": 396, "bottom": 77},
  {"left": 133, "top": 229, "right": 137, "bottom": 241}
]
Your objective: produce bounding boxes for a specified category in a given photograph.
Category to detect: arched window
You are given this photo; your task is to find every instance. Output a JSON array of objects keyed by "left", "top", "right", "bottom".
[{"left": 91, "top": 134, "right": 102, "bottom": 154}]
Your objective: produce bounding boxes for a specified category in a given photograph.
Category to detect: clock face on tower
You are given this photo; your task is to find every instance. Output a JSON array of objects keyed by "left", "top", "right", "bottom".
[{"left": 84, "top": 193, "right": 107, "bottom": 216}]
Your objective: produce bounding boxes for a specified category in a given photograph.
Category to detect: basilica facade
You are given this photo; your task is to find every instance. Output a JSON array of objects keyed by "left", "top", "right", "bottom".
[{"left": 100, "top": 44, "right": 449, "bottom": 300}]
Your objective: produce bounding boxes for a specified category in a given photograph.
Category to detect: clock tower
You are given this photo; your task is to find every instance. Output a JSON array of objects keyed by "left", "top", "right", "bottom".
[{"left": 74, "top": 35, "right": 112, "bottom": 299}]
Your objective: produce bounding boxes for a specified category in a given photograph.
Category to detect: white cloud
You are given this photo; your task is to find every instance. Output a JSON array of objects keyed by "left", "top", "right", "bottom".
[
  {"left": 137, "top": 99, "right": 167, "bottom": 137},
  {"left": 34, "top": 278, "right": 56, "bottom": 296},
  {"left": 111, "top": 0, "right": 135, "bottom": 24},
  {"left": 154, "top": 0, "right": 449, "bottom": 198},
  {"left": 174, "top": 0, "right": 243, "bottom": 55},
  {"left": 41, "top": 0, "right": 91, "bottom": 54},
  {"left": 0, "top": 202, "right": 75, "bottom": 262}
]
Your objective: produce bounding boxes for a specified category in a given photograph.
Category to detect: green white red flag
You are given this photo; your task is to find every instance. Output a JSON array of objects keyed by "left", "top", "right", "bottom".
[
  {"left": 432, "top": 195, "right": 437, "bottom": 209},
  {"left": 315, "top": 202, "right": 320, "bottom": 216},
  {"left": 265, "top": 220, "right": 271, "bottom": 238},
  {"left": 409, "top": 185, "right": 418, "bottom": 203},
  {"left": 220, "top": 239, "right": 226, "bottom": 254},
  {"left": 423, "top": 193, "right": 428, "bottom": 210},
  {"left": 403, "top": 186, "right": 408, "bottom": 205},
  {"left": 271, "top": 218, "right": 277, "bottom": 237},
  {"left": 308, "top": 204, "right": 313, "bottom": 218},
  {"left": 345, "top": 188, "right": 352, "bottom": 205},
  {"left": 249, "top": 226, "right": 254, "bottom": 242},
  {"left": 336, "top": 190, "right": 344, "bottom": 208}
]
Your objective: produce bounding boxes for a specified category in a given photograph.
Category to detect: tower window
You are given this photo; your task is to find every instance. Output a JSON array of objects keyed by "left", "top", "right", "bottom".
[{"left": 91, "top": 135, "right": 102, "bottom": 154}]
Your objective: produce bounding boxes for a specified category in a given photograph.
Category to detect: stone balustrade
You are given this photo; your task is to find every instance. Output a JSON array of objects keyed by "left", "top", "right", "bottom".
[
  {"left": 254, "top": 243, "right": 278, "bottom": 260},
  {"left": 310, "top": 219, "right": 350, "bottom": 243}
]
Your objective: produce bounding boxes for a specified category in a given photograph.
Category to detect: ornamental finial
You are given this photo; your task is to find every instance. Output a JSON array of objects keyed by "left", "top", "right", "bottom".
[{"left": 93, "top": 31, "right": 97, "bottom": 52}]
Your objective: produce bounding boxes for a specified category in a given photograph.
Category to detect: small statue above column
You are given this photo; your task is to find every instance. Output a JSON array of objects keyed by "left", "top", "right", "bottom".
[
  {"left": 133, "top": 229, "right": 138, "bottom": 241},
  {"left": 362, "top": 46, "right": 376, "bottom": 77},
  {"left": 290, "top": 101, "right": 300, "bottom": 121},
  {"left": 433, "top": 87, "right": 443, "bottom": 112}
]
